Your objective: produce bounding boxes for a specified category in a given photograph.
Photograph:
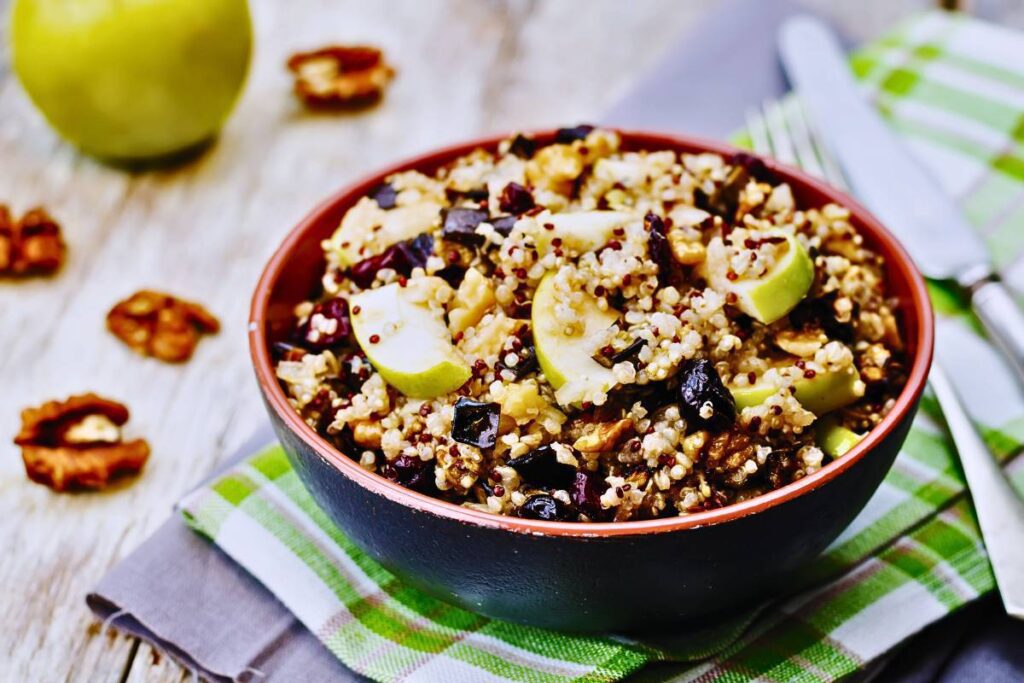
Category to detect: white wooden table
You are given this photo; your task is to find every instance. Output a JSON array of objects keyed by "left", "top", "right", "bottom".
[{"left": 1, "top": 1, "right": 1015, "bottom": 680}]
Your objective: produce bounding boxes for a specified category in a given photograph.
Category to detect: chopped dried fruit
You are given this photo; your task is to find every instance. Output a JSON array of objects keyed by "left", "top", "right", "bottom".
[
  {"left": 14, "top": 393, "right": 150, "bottom": 491},
  {"left": 441, "top": 208, "right": 489, "bottom": 246},
  {"left": 382, "top": 454, "right": 435, "bottom": 493},
  {"left": 0, "top": 205, "right": 65, "bottom": 277},
  {"left": 451, "top": 397, "right": 501, "bottom": 448},
  {"left": 498, "top": 182, "right": 535, "bottom": 215},
  {"left": 287, "top": 45, "right": 395, "bottom": 108},
  {"left": 645, "top": 212, "right": 674, "bottom": 284},
  {"left": 506, "top": 444, "right": 575, "bottom": 488},
  {"left": 296, "top": 297, "right": 351, "bottom": 350},
  {"left": 679, "top": 359, "right": 736, "bottom": 431},
  {"left": 491, "top": 215, "right": 518, "bottom": 236},
  {"left": 106, "top": 290, "right": 220, "bottom": 363},
  {"left": 507, "top": 134, "right": 537, "bottom": 159},
  {"left": 554, "top": 124, "right": 595, "bottom": 144},
  {"left": 569, "top": 470, "right": 607, "bottom": 518},
  {"left": 369, "top": 183, "right": 397, "bottom": 209},
  {"left": 497, "top": 344, "right": 538, "bottom": 380},
  {"left": 517, "top": 493, "right": 570, "bottom": 521},
  {"left": 348, "top": 233, "right": 434, "bottom": 288}
]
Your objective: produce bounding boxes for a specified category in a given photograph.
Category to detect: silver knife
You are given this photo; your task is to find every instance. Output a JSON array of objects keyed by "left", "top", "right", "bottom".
[
  {"left": 778, "top": 15, "right": 1024, "bottom": 382},
  {"left": 780, "top": 15, "right": 1024, "bottom": 621}
]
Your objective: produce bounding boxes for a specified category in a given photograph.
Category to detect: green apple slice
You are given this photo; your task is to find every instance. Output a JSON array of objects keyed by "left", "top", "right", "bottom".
[
  {"left": 815, "top": 418, "right": 864, "bottom": 457},
  {"left": 532, "top": 210, "right": 633, "bottom": 256},
  {"left": 328, "top": 200, "right": 441, "bottom": 267},
  {"left": 705, "top": 230, "right": 814, "bottom": 324},
  {"left": 350, "top": 280, "right": 470, "bottom": 399},
  {"left": 532, "top": 273, "right": 618, "bottom": 407},
  {"left": 730, "top": 365, "right": 863, "bottom": 415}
]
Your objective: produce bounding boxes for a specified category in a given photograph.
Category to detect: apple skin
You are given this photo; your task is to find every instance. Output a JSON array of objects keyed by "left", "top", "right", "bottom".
[
  {"left": 731, "top": 366, "right": 863, "bottom": 415},
  {"left": 10, "top": 0, "right": 252, "bottom": 161}
]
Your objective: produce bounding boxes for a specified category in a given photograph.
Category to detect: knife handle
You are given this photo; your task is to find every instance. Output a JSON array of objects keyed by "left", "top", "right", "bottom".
[{"left": 970, "top": 279, "right": 1024, "bottom": 382}]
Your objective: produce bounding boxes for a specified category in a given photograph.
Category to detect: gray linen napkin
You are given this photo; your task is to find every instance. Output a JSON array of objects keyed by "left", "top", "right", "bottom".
[{"left": 87, "top": 1, "right": 1023, "bottom": 680}]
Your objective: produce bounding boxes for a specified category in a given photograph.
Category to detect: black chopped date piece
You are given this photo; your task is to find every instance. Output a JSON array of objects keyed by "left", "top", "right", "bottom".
[
  {"left": 451, "top": 397, "right": 501, "bottom": 449},
  {"left": 368, "top": 183, "right": 397, "bottom": 209},
  {"left": 348, "top": 233, "right": 433, "bottom": 288},
  {"left": 678, "top": 359, "right": 736, "bottom": 432},
  {"left": 497, "top": 344, "right": 538, "bottom": 379},
  {"left": 491, "top": 215, "right": 518, "bottom": 237},
  {"left": 554, "top": 124, "right": 595, "bottom": 144},
  {"left": 506, "top": 444, "right": 575, "bottom": 489},
  {"left": 594, "top": 338, "right": 646, "bottom": 369},
  {"left": 517, "top": 494, "right": 571, "bottom": 521},
  {"left": 508, "top": 134, "right": 537, "bottom": 159},
  {"left": 645, "top": 212, "right": 675, "bottom": 284},
  {"left": 695, "top": 163, "right": 749, "bottom": 220},
  {"left": 382, "top": 455, "right": 435, "bottom": 493},
  {"left": 788, "top": 291, "right": 854, "bottom": 343},
  {"left": 569, "top": 470, "right": 608, "bottom": 519},
  {"left": 441, "top": 208, "right": 489, "bottom": 246}
]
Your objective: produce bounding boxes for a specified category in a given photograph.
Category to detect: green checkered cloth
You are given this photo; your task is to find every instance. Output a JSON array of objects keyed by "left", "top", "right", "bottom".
[{"left": 181, "top": 12, "right": 1024, "bottom": 683}]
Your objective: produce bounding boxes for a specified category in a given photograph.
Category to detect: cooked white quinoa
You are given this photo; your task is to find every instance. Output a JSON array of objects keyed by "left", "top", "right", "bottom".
[{"left": 274, "top": 127, "right": 906, "bottom": 522}]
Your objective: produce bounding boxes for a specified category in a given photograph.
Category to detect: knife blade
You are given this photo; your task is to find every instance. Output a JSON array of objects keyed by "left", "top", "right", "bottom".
[{"left": 779, "top": 15, "right": 1024, "bottom": 382}]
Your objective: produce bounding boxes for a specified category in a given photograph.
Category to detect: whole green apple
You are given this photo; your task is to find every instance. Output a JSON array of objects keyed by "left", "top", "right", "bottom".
[{"left": 10, "top": 0, "right": 252, "bottom": 161}]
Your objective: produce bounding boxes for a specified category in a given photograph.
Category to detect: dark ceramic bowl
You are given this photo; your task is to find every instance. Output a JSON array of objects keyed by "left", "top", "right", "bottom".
[{"left": 250, "top": 130, "right": 934, "bottom": 633}]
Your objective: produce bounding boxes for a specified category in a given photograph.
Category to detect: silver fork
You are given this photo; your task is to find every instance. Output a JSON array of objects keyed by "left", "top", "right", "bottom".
[{"left": 750, "top": 98, "right": 1024, "bottom": 619}]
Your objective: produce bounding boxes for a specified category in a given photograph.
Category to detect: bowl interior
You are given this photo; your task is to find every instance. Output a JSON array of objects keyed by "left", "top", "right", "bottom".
[{"left": 251, "top": 129, "right": 934, "bottom": 536}]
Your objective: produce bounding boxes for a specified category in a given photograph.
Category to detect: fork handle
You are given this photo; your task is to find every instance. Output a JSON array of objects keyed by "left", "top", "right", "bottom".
[
  {"left": 969, "top": 278, "right": 1024, "bottom": 383},
  {"left": 928, "top": 364, "right": 1024, "bottom": 619}
]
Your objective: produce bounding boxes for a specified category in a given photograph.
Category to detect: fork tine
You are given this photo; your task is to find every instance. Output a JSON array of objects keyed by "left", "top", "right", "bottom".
[
  {"left": 763, "top": 99, "right": 797, "bottom": 165},
  {"left": 745, "top": 107, "right": 772, "bottom": 156},
  {"left": 781, "top": 98, "right": 827, "bottom": 180},
  {"left": 791, "top": 99, "right": 848, "bottom": 189}
]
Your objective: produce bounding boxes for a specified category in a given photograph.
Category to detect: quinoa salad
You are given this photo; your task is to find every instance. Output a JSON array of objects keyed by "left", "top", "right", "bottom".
[{"left": 273, "top": 126, "right": 907, "bottom": 523}]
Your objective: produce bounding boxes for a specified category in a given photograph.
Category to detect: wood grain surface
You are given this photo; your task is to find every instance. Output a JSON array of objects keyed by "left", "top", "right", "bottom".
[{"left": 2, "top": 1, "right": 1020, "bottom": 681}]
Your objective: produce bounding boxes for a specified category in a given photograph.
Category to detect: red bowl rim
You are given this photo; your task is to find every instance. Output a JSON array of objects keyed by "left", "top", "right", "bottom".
[{"left": 249, "top": 128, "right": 934, "bottom": 538}]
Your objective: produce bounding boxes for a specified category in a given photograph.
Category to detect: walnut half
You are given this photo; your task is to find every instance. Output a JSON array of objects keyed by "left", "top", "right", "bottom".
[
  {"left": 0, "top": 205, "right": 65, "bottom": 276},
  {"left": 14, "top": 393, "right": 150, "bottom": 492},
  {"left": 107, "top": 290, "right": 220, "bottom": 363},
  {"left": 287, "top": 45, "right": 395, "bottom": 108}
]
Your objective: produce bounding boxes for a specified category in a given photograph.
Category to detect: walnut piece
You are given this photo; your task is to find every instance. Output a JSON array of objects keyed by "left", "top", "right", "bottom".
[
  {"left": 14, "top": 393, "right": 150, "bottom": 492},
  {"left": 573, "top": 418, "right": 634, "bottom": 453},
  {"left": 107, "top": 290, "right": 220, "bottom": 363},
  {"left": 0, "top": 205, "right": 65, "bottom": 276},
  {"left": 703, "top": 430, "right": 756, "bottom": 488},
  {"left": 287, "top": 45, "right": 395, "bottom": 108}
]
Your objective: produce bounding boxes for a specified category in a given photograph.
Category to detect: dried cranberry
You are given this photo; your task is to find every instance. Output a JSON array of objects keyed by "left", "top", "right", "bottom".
[
  {"left": 498, "top": 344, "right": 538, "bottom": 379},
  {"left": 441, "top": 208, "right": 489, "bottom": 246},
  {"left": 451, "top": 397, "right": 501, "bottom": 449},
  {"left": 554, "top": 124, "right": 595, "bottom": 144},
  {"left": 348, "top": 233, "right": 434, "bottom": 288},
  {"left": 491, "top": 215, "right": 518, "bottom": 237},
  {"left": 506, "top": 445, "right": 576, "bottom": 489},
  {"left": 679, "top": 359, "right": 736, "bottom": 432},
  {"left": 296, "top": 297, "right": 351, "bottom": 349},
  {"left": 569, "top": 470, "right": 607, "bottom": 519},
  {"left": 498, "top": 182, "right": 535, "bottom": 215},
  {"left": 517, "top": 494, "right": 570, "bottom": 521},
  {"left": 508, "top": 134, "right": 537, "bottom": 159},
  {"left": 369, "top": 183, "right": 397, "bottom": 209},
  {"left": 382, "top": 455, "right": 435, "bottom": 493}
]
